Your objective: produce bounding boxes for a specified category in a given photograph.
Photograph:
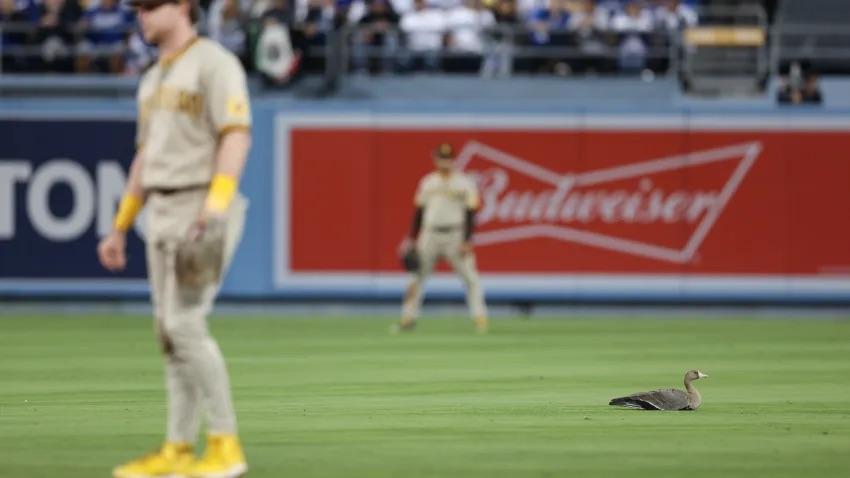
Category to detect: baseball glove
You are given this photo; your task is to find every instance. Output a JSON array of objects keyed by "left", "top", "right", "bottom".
[
  {"left": 175, "top": 217, "right": 227, "bottom": 287},
  {"left": 401, "top": 247, "right": 420, "bottom": 273}
]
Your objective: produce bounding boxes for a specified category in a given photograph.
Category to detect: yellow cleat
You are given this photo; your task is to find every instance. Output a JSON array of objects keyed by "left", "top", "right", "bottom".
[
  {"left": 187, "top": 434, "right": 248, "bottom": 478},
  {"left": 112, "top": 442, "right": 195, "bottom": 478},
  {"left": 473, "top": 316, "right": 489, "bottom": 334}
]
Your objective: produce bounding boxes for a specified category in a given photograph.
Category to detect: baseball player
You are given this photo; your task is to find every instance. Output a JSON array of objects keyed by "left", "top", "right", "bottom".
[
  {"left": 397, "top": 143, "right": 489, "bottom": 333},
  {"left": 96, "top": 1, "right": 251, "bottom": 477}
]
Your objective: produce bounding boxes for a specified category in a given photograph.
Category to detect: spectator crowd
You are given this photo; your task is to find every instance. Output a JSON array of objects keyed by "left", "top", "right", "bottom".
[{"left": 0, "top": 0, "right": 716, "bottom": 77}]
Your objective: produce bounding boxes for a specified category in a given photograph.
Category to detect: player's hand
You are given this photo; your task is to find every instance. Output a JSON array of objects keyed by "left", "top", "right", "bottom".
[
  {"left": 459, "top": 241, "right": 473, "bottom": 257},
  {"left": 186, "top": 216, "right": 208, "bottom": 243},
  {"left": 98, "top": 230, "right": 127, "bottom": 272},
  {"left": 187, "top": 211, "right": 224, "bottom": 243}
]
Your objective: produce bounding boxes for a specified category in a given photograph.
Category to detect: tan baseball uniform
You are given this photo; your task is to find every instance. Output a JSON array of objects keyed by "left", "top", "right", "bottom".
[
  {"left": 136, "top": 37, "right": 250, "bottom": 443},
  {"left": 402, "top": 171, "right": 488, "bottom": 322}
]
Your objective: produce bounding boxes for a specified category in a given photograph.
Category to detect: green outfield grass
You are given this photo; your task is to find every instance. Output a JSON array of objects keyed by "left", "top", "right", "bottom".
[{"left": 1, "top": 315, "right": 848, "bottom": 478}]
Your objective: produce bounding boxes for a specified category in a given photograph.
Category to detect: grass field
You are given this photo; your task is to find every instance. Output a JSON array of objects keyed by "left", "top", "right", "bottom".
[{"left": 1, "top": 315, "right": 849, "bottom": 478}]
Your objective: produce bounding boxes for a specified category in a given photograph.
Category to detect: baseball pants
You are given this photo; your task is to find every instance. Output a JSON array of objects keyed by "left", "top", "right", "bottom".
[
  {"left": 402, "top": 228, "right": 487, "bottom": 320},
  {"left": 145, "top": 188, "right": 246, "bottom": 443}
]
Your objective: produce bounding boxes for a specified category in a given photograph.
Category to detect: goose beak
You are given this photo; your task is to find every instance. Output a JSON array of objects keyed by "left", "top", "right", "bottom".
[{"left": 697, "top": 372, "right": 708, "bottom": 379}]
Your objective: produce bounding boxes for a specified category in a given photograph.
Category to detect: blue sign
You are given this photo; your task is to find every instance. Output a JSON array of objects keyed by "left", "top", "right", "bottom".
[{"left": 0, "top": 119, "right": 147, "bottom": 280}]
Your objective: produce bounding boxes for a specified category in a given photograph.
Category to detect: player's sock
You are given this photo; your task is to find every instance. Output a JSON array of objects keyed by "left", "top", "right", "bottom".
[
  {"left": 165, "top": 356, "right": 201, "bottom": 443},
  {"left": 467, "top": 282, "right": 488, "bottom": 325},
  {"left": 401, "top": 282, "right": 424, "bottom": 322}
]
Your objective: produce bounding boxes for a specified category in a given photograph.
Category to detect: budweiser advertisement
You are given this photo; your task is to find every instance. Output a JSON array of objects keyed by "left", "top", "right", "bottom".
[{"left": 274, "top": 114, "right": 850, "bottom": 300}]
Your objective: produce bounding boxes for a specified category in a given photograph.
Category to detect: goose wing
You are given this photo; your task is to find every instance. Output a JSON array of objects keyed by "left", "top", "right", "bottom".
[{"left": 627, "top": 388, "right": 691, "bottom": 411}]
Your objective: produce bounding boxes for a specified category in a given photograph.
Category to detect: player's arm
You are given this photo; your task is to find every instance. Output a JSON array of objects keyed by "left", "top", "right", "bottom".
[
  {"left": 203, "top": 53, "right": 252, "bottom": 218},
  {"left": 204, "top": 128, "right": 251, "bottom": 217},
  {"left": 112, "top": 147, "right": 147, "bottom": 235},
  {"left": 111, "top": 83, "right": 152, "bottom": 235},
  {"left": 98, "top": 92, "right": 148, "bottom": 271},
  {"left": 99, "top": 148, "right": 145, "bottom": 271}
]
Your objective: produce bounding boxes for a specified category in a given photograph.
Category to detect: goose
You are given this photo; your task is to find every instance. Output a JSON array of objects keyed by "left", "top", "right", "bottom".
[{"left": 609, "top": 370, "right": 708, "bottom": 411}]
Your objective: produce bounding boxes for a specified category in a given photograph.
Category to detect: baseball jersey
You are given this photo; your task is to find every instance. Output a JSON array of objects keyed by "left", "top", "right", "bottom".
[
  {"left": 136, "top": 37, "right": 251, "bottom": 190},
  {"left": 415, "top": 171, "right": 480, "bottom": 228}
]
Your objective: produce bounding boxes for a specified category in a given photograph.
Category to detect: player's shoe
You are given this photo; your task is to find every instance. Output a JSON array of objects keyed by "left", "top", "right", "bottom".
[
  {"left": 187, "top": 434, "right": 248, "bottom": 478},
  {"left": 473, "top": 316, "right": 489, "bottom": 334},
  {"left": 390, "top": 317, "right": 417, "bottom": 334},
  {"left": 112, "top": 442, "right": 195, "bottom": 478}
]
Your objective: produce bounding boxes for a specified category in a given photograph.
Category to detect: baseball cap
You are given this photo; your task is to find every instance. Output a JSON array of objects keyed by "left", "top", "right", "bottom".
[
  {"left": 129, "top": 0, "right": 201, "bottom": 23},
  {"left": 434, "top": 143, "right": 455, "bottom": 159}
]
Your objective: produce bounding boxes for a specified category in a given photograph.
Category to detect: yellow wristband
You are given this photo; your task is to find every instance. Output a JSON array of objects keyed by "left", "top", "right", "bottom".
[
  {"left": 113, "top": 194, "right": 144, "bottom": 232},
  {"left": 205, "top": 174, "right": 238, "bottom": 214}
]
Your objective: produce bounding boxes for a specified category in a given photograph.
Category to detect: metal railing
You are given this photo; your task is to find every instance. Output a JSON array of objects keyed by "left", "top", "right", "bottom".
[
  {"left": 2, "top": 3, "right": 850, "bottom": 90},
  {"left": 677, "top": 4, "right": 770, "bottom": 86},
  {"left": 0, "top": 21, "right": 679, "bottom": 69},
  {"left": 770, "top": 23, "right": 850, "bottom": 76},
  {"left": 330, "top": 23, "right": 680, "bottom": 76}
]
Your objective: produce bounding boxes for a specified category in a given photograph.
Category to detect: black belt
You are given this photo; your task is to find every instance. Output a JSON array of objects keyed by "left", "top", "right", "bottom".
[
  {"left": 431, "top": 225, "right": 461, "bottom": 233},
  {"left": 145, "top": 184, "right": 209, "bottom": 196}
]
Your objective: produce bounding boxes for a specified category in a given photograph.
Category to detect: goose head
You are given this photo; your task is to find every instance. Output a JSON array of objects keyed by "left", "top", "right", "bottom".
[{"left": 685, "top": 370, "right": 708, "bottom": 381}]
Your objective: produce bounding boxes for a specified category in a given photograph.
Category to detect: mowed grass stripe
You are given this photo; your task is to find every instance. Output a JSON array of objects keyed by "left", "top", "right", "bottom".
[{"left": 0, "top": 315, "right": 847, "bottom": 478}]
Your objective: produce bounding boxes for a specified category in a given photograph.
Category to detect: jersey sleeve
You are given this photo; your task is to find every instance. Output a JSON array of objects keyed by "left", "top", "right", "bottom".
[{"left": 204, "top": 52, "right": 252, "bottom": 135}]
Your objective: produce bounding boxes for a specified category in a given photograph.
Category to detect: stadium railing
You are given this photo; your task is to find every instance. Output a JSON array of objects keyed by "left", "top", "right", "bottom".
[
  {"left": 770, "top": 24, "right": 850, "bottom": 75},
  {"left": 674, "top": 4, "right": 769, "bottom": 95},
  {"left": 2, "top": 4, "right": 850, "bottom": 97}
]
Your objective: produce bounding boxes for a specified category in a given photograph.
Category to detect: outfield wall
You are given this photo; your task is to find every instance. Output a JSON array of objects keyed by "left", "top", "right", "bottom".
[{"left": 1, "top": 99, "right": 849, "bottom": 304}]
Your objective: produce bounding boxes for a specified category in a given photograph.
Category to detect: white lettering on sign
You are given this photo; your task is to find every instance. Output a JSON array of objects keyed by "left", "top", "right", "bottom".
[
  {"left": 0, "top": 161, "right": 32, "bottom": 239},
  {"left": 0, "top": 159, "right": 146, "bottom": 242},
  {"left": 453, "top": 140, "right": 763, "bottom": 264},
  {"left": 28, "top": 160, "right": 95, "bottom": 241},
  {"left": 474, "top": 171, "right": 720, "bottom": 227}
]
